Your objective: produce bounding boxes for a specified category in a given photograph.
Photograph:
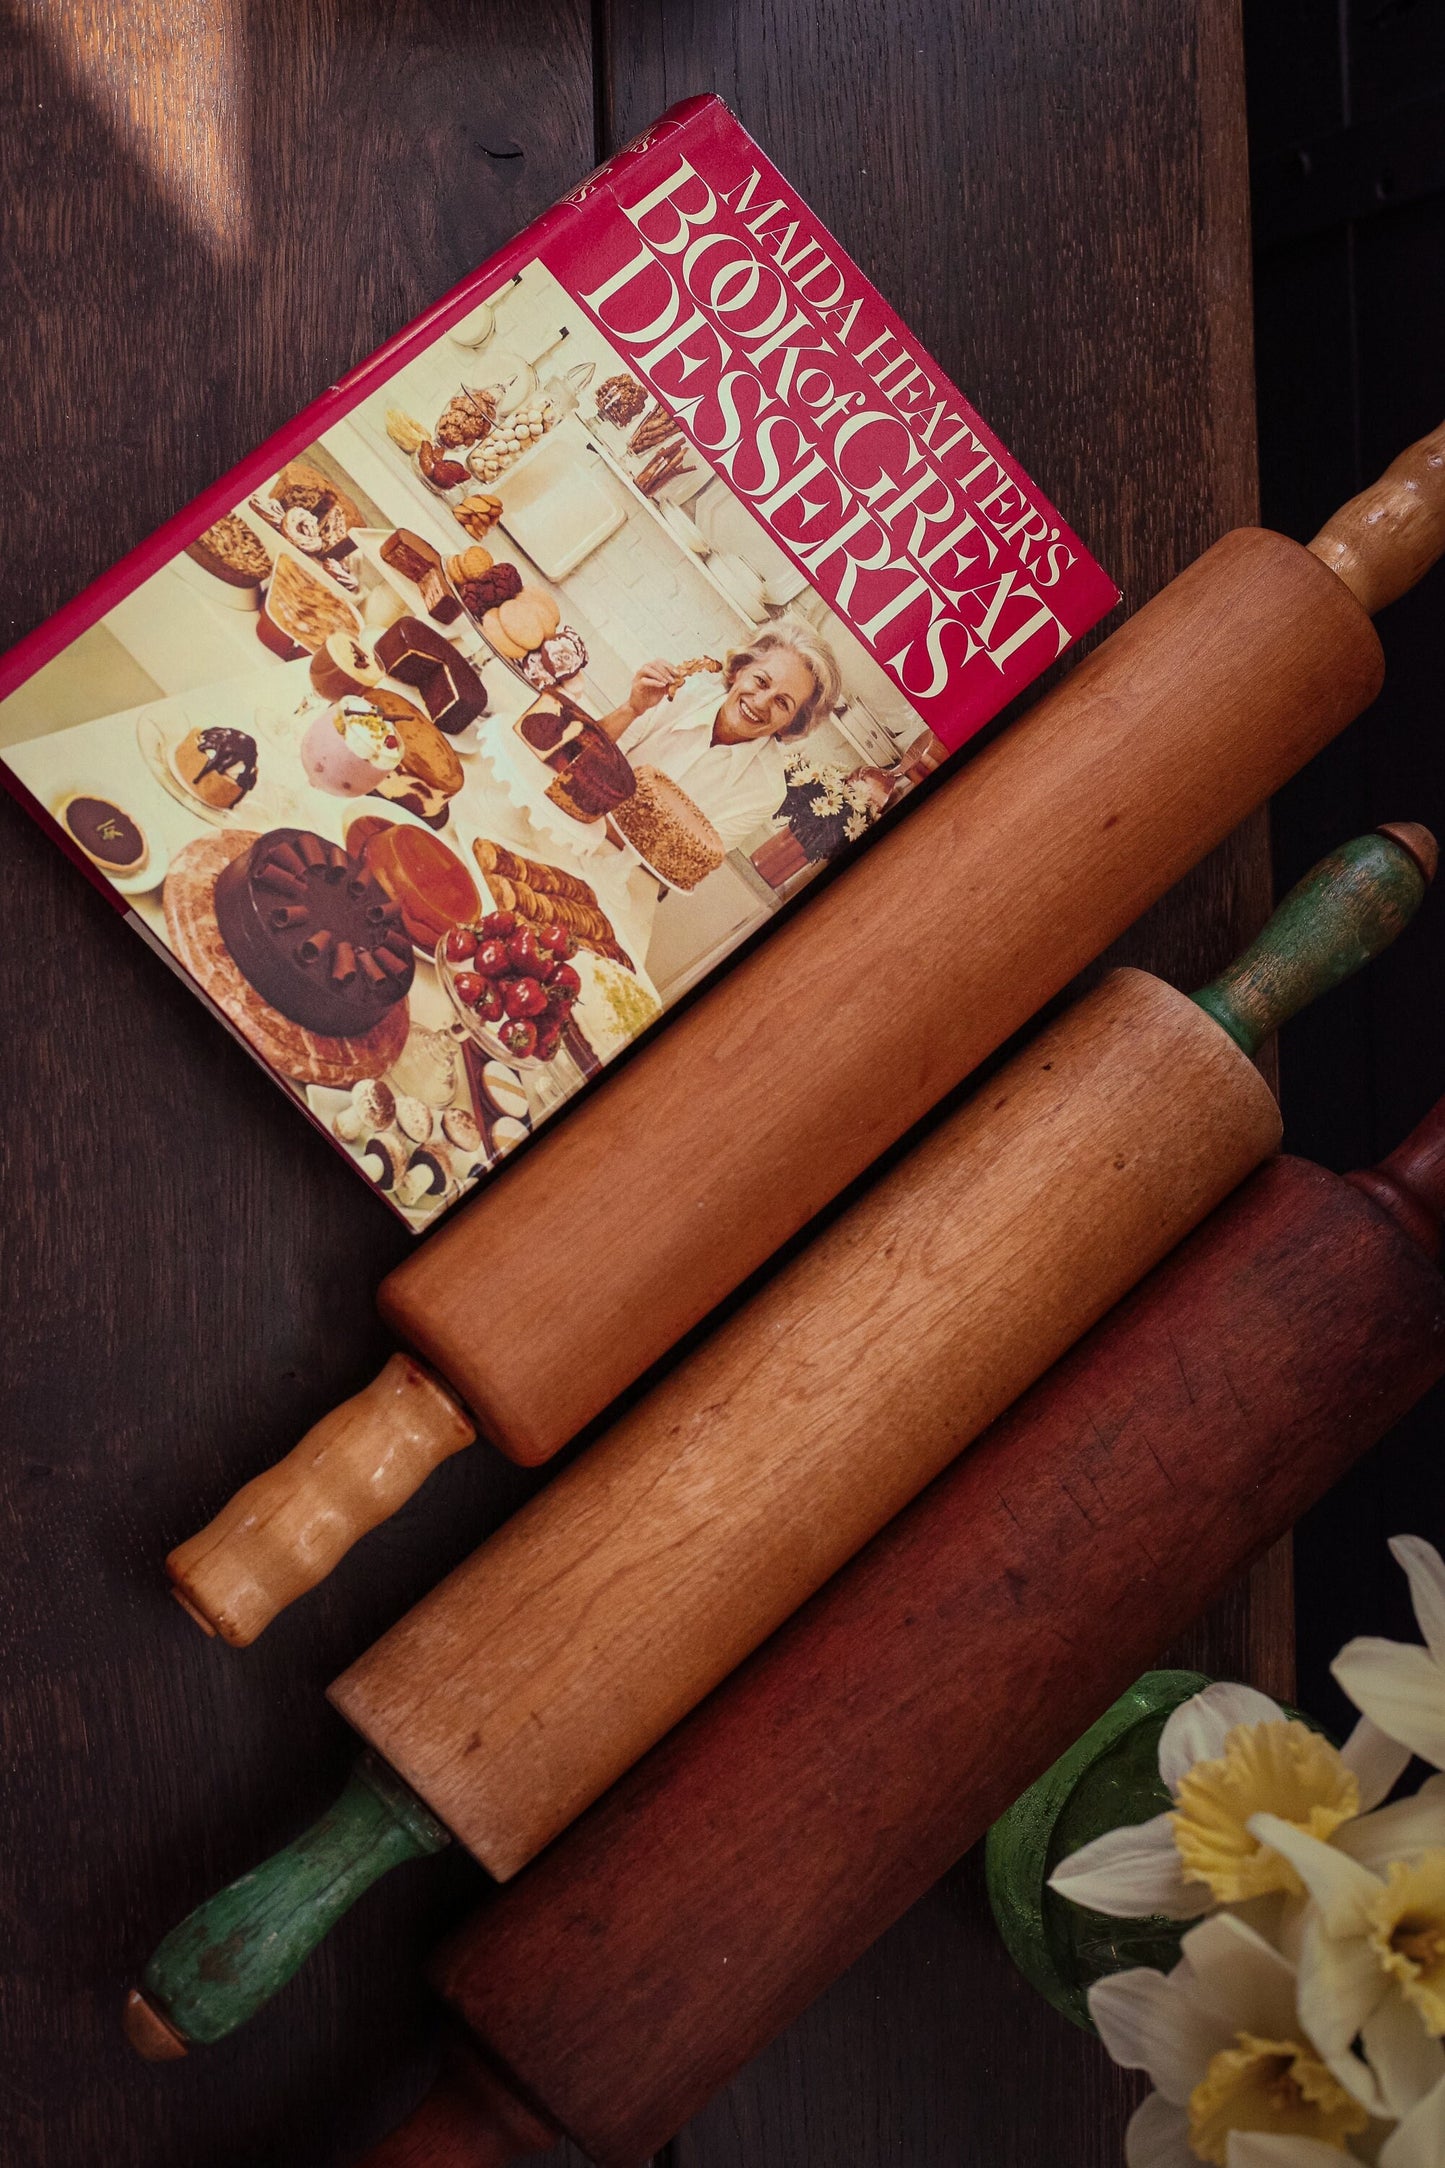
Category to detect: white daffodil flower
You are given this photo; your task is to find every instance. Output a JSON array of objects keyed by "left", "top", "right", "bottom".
[
  {"left": 1089, "top": 1912, "right": 1371, "bottom": 2166},
  {"left": 1228, "top": 2071, "right": 1445, "bottom": 2168},
  {"left": 1049, "top": 1683, "right": 1411, "bottom": 1924},
  {"left": 1334, "top": 1539, "right": 1445, "bottom": 1775},
  {"left": 1224, "top": 2140, "right": 1363, "bottom": 2166},
  {"left": 1245, "top": 1807, "right": 1445, "bottom": 2125},
  {"left": 1378, "top": 2069, "right": 1445, "bottom": 2168}
]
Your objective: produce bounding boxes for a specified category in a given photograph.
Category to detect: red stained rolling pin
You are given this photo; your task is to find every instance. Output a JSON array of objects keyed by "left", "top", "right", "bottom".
[
  {"left": 126, "top": 829, "right": 1430, "bottom": 2055},
  {"left": 164, "top": 427, "right": 1445, "bottom": 1648},
  {"left": 354, "top": 1088, "right": 1445, "bottom": 2168}
]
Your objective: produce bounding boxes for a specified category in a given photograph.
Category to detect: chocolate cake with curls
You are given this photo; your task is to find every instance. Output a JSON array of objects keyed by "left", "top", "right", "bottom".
[{"left": 213, "top": 827, "right": 414, "bottom": 1036}]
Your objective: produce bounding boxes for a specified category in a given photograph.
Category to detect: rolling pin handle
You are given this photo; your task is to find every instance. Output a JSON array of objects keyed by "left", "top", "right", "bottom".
[
  {"left": 1349, "top": 1094, "right": 1445, "bottom": 1263},
  {"left": 1308, "top": 418, "right": 1445, "bottom": 615},
  {"left": 122, "top": 1986, "right": 189, "bottom": 2061},
  {"left": 1190, "top": 825, "right": 1436, "bottom": 1058},
  {"left": 166, "top": 1352, "right": 476, "bottom": 1647},
  {"left": 126, "top": 1754, "right": 448, "bottom": 2054},
  {"left": 357, "top": 2035, "right": 560, "bottom": 2165}
]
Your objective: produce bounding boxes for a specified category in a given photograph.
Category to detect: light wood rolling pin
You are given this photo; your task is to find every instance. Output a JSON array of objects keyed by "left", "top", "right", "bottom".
[
  {"left": 351, "top": 1085, "right": 1445, "bottom": 2168},
  {"left": 168, "top": 422, "right": 1445, "bottom": 1649},
  {"left": 126, "top": 828, "right": 1431, "bottom": 2055}
]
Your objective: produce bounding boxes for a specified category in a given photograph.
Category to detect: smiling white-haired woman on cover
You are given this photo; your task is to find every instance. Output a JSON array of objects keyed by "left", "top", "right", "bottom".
[{"left": 596, "top": 617, "right": 843, "bottom": 852}]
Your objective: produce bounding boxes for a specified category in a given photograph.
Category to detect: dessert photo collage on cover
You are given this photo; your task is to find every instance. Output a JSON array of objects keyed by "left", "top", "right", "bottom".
[{"left": 0, "top": 257, "right": 945, "bottom": 1230}]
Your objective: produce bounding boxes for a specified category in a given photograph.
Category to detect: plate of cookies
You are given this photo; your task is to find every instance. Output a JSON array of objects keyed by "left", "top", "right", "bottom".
[
  {"left": 475, "top": 582, "right": 590, "bottom": 693},
  {"left": 247, "top": 460, "right": 369, "bottom": 598},
  {"left": 470, "top": 834, "right": 637, "bottom": 972}
]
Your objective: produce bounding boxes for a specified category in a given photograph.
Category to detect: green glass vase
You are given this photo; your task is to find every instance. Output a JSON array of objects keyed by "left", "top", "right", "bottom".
[
  {"left": 984, "top": 1669, "right": 1212, "bottom": 2031},
  {"left": 986, "top": 1670, "right": 1327, "bottom": 2030}
]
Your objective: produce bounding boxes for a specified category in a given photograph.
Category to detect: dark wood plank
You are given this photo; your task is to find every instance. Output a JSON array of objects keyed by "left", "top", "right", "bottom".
[
  {"left": 1247, "top": 0, "right": 1445, "bottom": 1767},
  {"left": 599, "top": 4, "right": 1272, "bottom": 2165},
  {"left": 440, "top": 1135, "right": 1445, "bottom": 2168},
  {"left": 0, "top": 7, "right": 593, "bottom": 2166},
  {"left": 0, "top": 4, "right": 1281, "bottom": 2167}
]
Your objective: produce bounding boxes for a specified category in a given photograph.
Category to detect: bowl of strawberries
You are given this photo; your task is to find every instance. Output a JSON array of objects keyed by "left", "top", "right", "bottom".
[{"left": 435, "top": 909, "right": 583, "bottom": 1068}]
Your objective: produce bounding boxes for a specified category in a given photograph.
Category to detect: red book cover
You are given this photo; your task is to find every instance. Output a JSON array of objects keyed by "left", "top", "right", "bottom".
[{"left": 0, "top": 96, "right": 1117, "bottom": 1231}]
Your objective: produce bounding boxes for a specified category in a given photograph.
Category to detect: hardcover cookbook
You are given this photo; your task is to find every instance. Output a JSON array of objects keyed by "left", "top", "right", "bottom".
[{"left": 0, "top": 96, "right": 1116, "bottom": 1229}]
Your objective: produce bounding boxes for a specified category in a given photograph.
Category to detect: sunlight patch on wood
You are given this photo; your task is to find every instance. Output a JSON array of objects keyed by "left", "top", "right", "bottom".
[{"left": 22, "top": 0, "right": 249, "bottom": 254}]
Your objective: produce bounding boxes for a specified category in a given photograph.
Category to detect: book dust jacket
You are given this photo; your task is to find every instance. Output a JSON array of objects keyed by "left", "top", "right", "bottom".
[{"left": 0, "top": 96, "right": 1118, "bottom": 1230}]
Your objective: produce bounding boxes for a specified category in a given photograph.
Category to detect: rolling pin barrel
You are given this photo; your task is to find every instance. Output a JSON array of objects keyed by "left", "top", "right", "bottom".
[
  {"left": 384, "top": 527, "right": 1381, "bottom": 1470},
  {"left": 127, "top": 830, "right": 1433, "bottom": 2055},
  {"left": 168, "top": 424, "right": 1445, "bottom": 1645},
  {"left": 386, "top": 416, "right": 1445, "bottom": 1471},
  {"left": 371, "top": 1107, "right": 1445, "bottom": 2168},
  {"left": 327, "top": 830, "right": 1427, "bottom": 1882},
  {"left": 342, "top": 988, "right": 1277, "bottom": 1875}
]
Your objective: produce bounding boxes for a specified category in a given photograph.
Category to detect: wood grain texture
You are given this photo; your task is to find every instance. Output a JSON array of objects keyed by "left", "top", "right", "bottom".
[
  {"left": 1308, "top": 418, "right": 1445, "bottom": 615},
  {"left": 361, "top": 2040, "right": 562, "bottom": 2166},
  {"left": 338, "top": 972, "right": 1281, "bottom": 1875},
  {"left": 0, "top": 1, "right": 1282, "bottom": 2165},
  {"left": 595, "top": 7, "right": 1284, "bottom": 2164},
  {"left": 0, "top": 7, "right": 595, "bottom": 2167},
  {"left": 383, "top": 530, "right": 1378, "bottom": 1464},
  {"left": 1246, "top": 0, "right": 1445, "bottom": 1818},
  {"left": 168, "top": 1356, "right": 476, "bottom": 1647},
  {"left": 419, "top": 1150, "right": 1445, "bottom": 2167}
]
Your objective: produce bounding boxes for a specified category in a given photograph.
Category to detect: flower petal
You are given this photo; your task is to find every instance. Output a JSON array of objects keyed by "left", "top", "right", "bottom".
[
  {"left": 1125, "top": 2089, "right": 1196, "bottom": 2168},
  {"left": 1048, "top": 1812, "right": 1214, "bottom": 1918},
  {"left": 1323, "top": 2040, "right": 1391, "bottom": 2119},
  {"left": 1361, "top": 1991, "right": 1445, "bottom": 2119},
  {"left": 1392, "top": 1537, "right": 1445, "bottom": 1670},
  {"left": 1381, "top": 2069, "right": 1445, "bottom": 2168},
  {"left": 1226, "top": 2139, "right": 1361, "bottom": 2167},
  {"left": 1333, "top": 1638, "right": 1445, "bottom": 1772},
  {"left": 1159, "top": 1685, "right": 1287, "bottom": 1793},
  {"left": 1177, "top": 1912, "right": 1299, "bottom": 2040},
  {"left": 1247, "top": 1813, "right": 1381, "bottom": 1931},
  {"left": 1235, "top": 1890, "right": 1297, "bottom": 1960},
  {"left": 1342, "top": 1713, "right": 1415, "bottom": 1811},
  {"left": 1089, "top": 1966, "right": 1220, "bottom": 2102},
  {"left": 1337, "top": 1775, "right": 1445, "bottom": 1870},
  {"left": 1296, "top": 1903, "right": 1391, "bottom": 2060}
]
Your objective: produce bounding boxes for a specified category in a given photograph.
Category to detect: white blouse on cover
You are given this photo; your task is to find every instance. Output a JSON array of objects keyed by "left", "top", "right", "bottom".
[{"left": 617, "top": 688, "right": 787, "bottom": 853}]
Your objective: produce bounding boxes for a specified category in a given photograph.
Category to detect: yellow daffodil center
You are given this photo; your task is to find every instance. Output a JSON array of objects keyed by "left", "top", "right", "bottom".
[
  {"left": 1367, "top": 1854, "right": 1445, "bottom": 2032},
  {"left": 1170, "top": 1720, "right": 1359, "bottom": 1902},
  {"left": 1186, "top": 2031, "right": 1367, "bottom": 2164}
]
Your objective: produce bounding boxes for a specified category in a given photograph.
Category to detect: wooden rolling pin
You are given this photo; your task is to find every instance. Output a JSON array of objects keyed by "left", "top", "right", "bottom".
[
  {"left": 351, "top": 1084, "right": 1445, "bottom": 2168},
  {"left": 126, "top": 829, "right": 1431, "bottom": 2054},
  {"left": 169, "top": 422, "right": 1445, "bottom": 1649}
]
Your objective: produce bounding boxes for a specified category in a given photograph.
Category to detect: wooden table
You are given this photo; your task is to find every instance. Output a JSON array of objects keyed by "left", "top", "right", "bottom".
[{"left": 0, "top": 5, "right": 1278, "bottom": 2162}]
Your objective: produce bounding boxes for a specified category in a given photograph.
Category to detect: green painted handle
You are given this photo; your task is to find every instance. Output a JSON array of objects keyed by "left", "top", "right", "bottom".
[
  {"left": 985, "top": 1669, "right": 1209, "bottom": 2029},
  {"left": 985, "top": 1672, "right": 1328, "bottom": 2029},
  {"left": 129, "top": 1754, "right": 447, "bottom": 2052},
  {"left": 1192, "top": 824, "right": 1436, "bottom": 1055}
]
